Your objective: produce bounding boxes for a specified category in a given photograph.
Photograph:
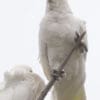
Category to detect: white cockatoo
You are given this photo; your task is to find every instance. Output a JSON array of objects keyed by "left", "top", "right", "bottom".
[
  {"left": 39, "top": 0, "right": 88, "bottom": 100},
  {"left": 0, "top": 65, "right": 45, "bottom": 100}
]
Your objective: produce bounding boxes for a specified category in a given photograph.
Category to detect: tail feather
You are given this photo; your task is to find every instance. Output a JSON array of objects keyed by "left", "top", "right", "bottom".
[
  {"left": 74, "top": 87, "right": 86, "bottom": 100},
  {"left": 52, "top": 86, "right": 86, "bottom": 100}
]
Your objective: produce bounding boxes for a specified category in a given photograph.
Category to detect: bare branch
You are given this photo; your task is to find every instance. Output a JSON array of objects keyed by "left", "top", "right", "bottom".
[{"left": 37, "top": 32, "right": 86, "bottom": 100}]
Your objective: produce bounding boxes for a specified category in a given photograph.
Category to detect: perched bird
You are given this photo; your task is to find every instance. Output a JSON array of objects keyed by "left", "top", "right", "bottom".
[
  {"left": 39, "top": 0, "right": 88, "bottom": 100},
  {"left": 0, "top": 65, "right": 45, "bottom": 100}
]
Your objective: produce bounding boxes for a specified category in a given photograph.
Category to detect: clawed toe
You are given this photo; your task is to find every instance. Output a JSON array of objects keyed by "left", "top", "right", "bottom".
[
  {"left": 74, "top": 32, "right": 80, "bottom": 42},
  {"left": 51, "top": 69, "right": 65, "bottom": 80},
  {"left": 74, "top": 32, "right": 88, "bottom": 53}
]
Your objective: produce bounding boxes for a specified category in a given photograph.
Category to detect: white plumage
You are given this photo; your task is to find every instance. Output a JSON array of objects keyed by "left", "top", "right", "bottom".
[
  {"left": 39, "top": 0, "right": 88, "bottom": 100},
  {"left": 0, "top": 65, "right": 45, "bottom": 100}
]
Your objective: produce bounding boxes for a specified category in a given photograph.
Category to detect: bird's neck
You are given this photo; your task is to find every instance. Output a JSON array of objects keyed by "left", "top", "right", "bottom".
[{"left": 46, "top": 0, "right": 72, "bottom": 14}]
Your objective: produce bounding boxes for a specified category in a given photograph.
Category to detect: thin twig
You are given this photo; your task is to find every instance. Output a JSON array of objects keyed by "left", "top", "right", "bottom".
[{"left": 37, "top": 32, "right": 86, "bottom": 100}]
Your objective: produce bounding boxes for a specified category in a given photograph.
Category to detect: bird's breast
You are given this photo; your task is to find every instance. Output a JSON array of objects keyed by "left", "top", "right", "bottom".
[{"left": 44, "top": 22, "right": 76, "bottom": 46}]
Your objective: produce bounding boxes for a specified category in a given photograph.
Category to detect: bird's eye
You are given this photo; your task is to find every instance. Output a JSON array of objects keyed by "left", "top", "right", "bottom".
[{"left": 29, "top": 70, "right": 32, "bottom": 73}]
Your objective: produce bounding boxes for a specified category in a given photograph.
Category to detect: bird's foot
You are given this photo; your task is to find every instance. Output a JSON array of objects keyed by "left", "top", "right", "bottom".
[
  {"left": 74, "top": 32, "right": 88, "bottom": 53},
  {"left": 51, "top": 69, "right": 65, "bottom": 80}
]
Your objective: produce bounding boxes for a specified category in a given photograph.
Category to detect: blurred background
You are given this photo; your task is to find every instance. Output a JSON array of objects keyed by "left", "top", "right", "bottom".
[{"left": 0, "top": 0, "right": 100, "bottom": 99}]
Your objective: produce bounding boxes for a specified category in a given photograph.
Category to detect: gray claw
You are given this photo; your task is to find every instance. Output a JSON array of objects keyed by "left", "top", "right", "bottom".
[
  {"left": 74, "top": 32, "right": 80, "bottom": 42},
  {"left": 75, "top": 32, "right": 88, "bottom": 53},
  {"left": 79, "top": 42, "right": 88, "bottom": 53},
  {"left": 51, "top": 69, "right": 65, "bottom": 80}
]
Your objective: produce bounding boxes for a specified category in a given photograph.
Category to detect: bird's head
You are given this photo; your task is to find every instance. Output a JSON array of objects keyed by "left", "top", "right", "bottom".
[{"left": 4, "top": 65, "right": 34, "bottom": 85}]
